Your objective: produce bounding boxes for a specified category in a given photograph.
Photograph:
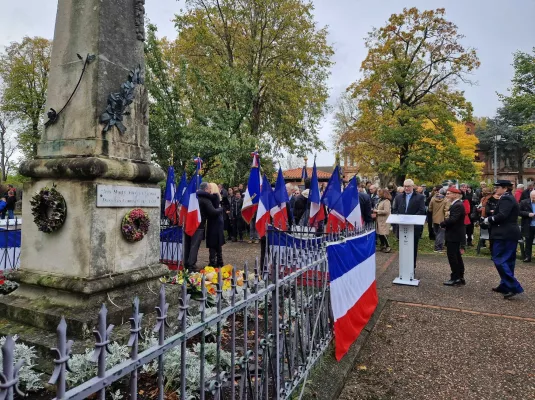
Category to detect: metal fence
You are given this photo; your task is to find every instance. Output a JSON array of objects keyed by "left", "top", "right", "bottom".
[
  {"left": 0, "top": 218, "right": 21, "bottom": 272},
  {"left": 159, "top": 218, "right": 182, "bottom": 270},
  {"left": 0, "top": 224, "right": 373, "bottom": 399}
]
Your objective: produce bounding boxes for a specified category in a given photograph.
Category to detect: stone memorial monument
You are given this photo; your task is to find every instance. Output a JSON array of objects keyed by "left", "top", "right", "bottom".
[{"left": 0, "top": 0, "right": 168, "bottom": 337}]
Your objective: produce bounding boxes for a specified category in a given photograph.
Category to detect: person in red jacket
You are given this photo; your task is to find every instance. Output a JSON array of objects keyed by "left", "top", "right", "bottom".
[
  {"left": 461, "top": 193, "right": 472, "bottom": 250},
  {"left": 515, "top": 184, "right": 524, "bottom": 202}
]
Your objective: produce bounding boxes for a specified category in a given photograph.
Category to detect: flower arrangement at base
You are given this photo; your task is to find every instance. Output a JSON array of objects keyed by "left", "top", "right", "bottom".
[
  {"left": 0, "top": 272, "right": 19, "bottom": 295},
  {"left": 121, "top": 208, "right": 150, "bottom": 242},
  {"left": 160, "top": 265, "right": 246, "bottom": 306},
  {"left": 29, "top": 184, "right": 67, "bottom": 233}
]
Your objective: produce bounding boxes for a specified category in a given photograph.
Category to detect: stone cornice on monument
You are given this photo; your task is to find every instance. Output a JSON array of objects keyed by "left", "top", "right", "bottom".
[{"left": 21, "top": 156, "right": 165, "bottom": 183}]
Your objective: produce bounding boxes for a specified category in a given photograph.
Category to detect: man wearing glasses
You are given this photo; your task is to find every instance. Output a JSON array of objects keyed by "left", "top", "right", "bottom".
[{"left": 392, "top": 179, "right": 426, "bottom": 270}]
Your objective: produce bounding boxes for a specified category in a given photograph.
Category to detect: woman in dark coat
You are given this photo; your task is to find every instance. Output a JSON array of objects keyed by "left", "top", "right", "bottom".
[{"left": 207, "top": 182, "right": 226, "bottom": 267}]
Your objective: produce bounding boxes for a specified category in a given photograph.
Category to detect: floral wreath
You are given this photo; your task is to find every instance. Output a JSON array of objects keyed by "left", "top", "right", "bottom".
[
  {"left": 121, "top": 208, "right": 150, "bottom": 242},
  {"left": 29, "top": 184, "right": 67, "bottom": 233}
]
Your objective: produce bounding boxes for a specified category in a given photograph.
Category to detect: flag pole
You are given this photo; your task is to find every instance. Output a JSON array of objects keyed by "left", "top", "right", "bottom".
[
  {"left": 310, "top": 154, "right": 322, "bottom": 228},
  {"left": 181, "top": 160, "right": 187, "bottom": 273},
  {"left": 280, "top": 162, "right": 290, "bottom": 229},
  {"left": 196, "top": 153, "right": 201, "bottom": 190}
]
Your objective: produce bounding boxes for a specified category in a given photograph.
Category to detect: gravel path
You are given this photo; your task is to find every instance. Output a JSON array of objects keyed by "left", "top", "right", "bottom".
[
  {"left": 338, "top": 252, "right": 535, "bottom": 400},
  {"left": 197, "top": 240, "right": 263, "bottom": 269},
  {"left": 379, "top": 254, "right": 534, "bottom": 319},
  {"left": 338, "top": 302, "right": 535, "bottom": 400}
]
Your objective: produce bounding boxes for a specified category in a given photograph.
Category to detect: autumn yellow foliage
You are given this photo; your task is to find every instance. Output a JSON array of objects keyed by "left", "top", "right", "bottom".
[{"left": 421, "top": 120, "right": 484, "bottom": 180}]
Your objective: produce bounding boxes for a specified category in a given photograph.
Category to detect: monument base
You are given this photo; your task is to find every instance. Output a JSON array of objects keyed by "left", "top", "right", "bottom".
[{"left": 0, "top": 264, "right": 174, "bottom": 338}]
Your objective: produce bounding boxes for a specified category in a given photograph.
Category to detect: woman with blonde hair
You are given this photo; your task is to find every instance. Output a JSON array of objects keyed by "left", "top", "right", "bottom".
[
  {"left": 207, "top": 182, "right": 225, "bottom": 266},
  {"left": 374, "top": 189, "right": 392, "bottom": 252}
]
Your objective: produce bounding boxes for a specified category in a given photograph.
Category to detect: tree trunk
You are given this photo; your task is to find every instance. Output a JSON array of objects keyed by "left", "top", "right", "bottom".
[
  {"left": 395, "top": 174, "right": 406, "bottom": 187},
  {"left": 250, "top": 96, "right": 261, "bottom": 137},
  {"left": 396, "top": 143, "right": 409, "bottom": 186}
]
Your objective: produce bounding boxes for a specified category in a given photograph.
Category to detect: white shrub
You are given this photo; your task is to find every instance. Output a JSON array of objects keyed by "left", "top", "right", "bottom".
[
  {"left": 66, "top": 342, "right": 129, "bottom": 386},
  {"left": 0, "top": 336, "right": 43, "bottom": 392}
]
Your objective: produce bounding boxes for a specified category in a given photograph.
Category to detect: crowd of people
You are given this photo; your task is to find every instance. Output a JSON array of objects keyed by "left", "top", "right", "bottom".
[
  {"left": 180, "top": 178, "right": 375, "bottom": 271},
  {"left": 364, "top": 179, "right": 525, "bottom": 299},
  {"left": 177, "top": 176, "right": 526, "bottom": 300},
  {"left": 0, "top": 184, "right": 17, "bottom": 220}
]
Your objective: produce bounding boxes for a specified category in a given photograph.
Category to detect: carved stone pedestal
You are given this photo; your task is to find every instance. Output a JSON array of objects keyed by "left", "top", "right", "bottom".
[{"left": 0, "top": 0, "right": 169, "bottom": 346}]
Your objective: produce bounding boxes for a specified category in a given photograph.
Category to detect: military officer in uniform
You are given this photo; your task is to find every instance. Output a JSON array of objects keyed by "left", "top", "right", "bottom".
[{"left": 483, "top": 180, "right": 524, "bottom": 299}]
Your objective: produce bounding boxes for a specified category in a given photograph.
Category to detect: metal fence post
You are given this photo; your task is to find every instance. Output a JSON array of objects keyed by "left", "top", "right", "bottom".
[
  {"left": 272, "top": 229, "right": 281, "bottom": 399},
  {"left": 49, "top": 317, "right": 73, "bottom": 399},
  {"left": 153, "top": 285, "right": 169, "bottom": 400},
  {"left": 179, "top": 279, "right": 190, "bottom": 400},
  {"left": 128, "top": 297, "right": 143, "bottom": 400},
  {"left": 91, "top": 304, "right": 114, "bottom": 400},
  {"left": 0, "top": 336, "right": 24, "bottom": 400}
]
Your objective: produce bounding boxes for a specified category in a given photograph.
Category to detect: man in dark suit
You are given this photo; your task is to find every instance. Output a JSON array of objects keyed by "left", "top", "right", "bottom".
[
  {"left": 483, "top": 180, "right": 524, "bottom": 299},
  {"left": 520, "top": 181, "right": 534, "bottom": 201},
  {"left": 358, "top": 189, "right": 374, "bottom": 224},
  {"left": 392, "top": 179, "right": 426, "bottom": 268},
  {"left": 184, "top": 182, "right": 223, "bottom": 271},
  {"left": 519, "top": 190, "right": 535, "bottom": 262},
  {"left": 440, "top": 187, "right": 466, "bottom": 285}
]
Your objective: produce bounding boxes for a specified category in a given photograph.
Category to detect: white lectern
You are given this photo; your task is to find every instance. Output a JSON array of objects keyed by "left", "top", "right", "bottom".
[{"left": 386, "top": 214, "right": 427, "bottom": 286}]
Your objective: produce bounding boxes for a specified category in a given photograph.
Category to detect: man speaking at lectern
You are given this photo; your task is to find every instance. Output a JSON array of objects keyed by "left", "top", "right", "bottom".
[{"left": 392, "top": 179, "right": 426, "bottom": 269}]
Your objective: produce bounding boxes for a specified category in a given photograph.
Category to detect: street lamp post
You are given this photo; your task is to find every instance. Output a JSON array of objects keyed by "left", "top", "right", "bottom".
[{"left": 493, "top": 134, "right": 502, "bottom": 183}]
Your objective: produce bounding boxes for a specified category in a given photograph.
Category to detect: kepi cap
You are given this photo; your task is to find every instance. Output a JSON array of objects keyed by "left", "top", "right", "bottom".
[
  {"left": 493, "top": 179, "right": 513, "bottom": 187},
  {"left": 447, "top": 187, "right": 462, "bottom": 194}
]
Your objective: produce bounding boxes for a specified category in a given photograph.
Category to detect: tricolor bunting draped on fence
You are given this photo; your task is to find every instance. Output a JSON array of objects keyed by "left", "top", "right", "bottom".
[
  {"left": 159, "top": 222, "right": 182, "bottom": 270},
  {"left": 0, "top": 219, "right": 21, "bottom": 271},
  {"left": 327, "top": 230, "right": 378, "bottom": 360}
]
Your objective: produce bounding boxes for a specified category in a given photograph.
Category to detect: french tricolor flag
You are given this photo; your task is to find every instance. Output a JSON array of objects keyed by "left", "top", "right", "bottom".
[
  {"left": 321, "top": 165, "right": 345, "bottom": 233},
  {"left": 308, "top": 161, "right": 325, "bottom": 226},
  {"left": 272, "top": 167, "right": 289, "bottom": 230},
  {"left": 342, "top": 176, "right": 362, "bottom": 229},
  {"left": 327, "top": 231, "right": 378, "bottom": 360},
  {"left": 183, "top": 171, "right": 202, "bottom": 237},
  {"left": 242, "top": 151, "right": 261, "bottom": 224},
  {"left": 174, "top": 171, "right": 188, "bottom": 226},
  {"left": 164, "top": 166, "right": 177, "bottom": 221},
  {"left": 256, "top": 174, "right": 274, "bottom": 238}
]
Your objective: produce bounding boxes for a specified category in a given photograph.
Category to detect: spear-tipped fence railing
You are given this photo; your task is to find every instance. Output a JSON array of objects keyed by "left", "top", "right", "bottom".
[
  {"left": 0, "top": 223, "right": 374, "bottom": 399},
  {"left": 0, "top": 218, "right": 21, "bottom": 272},
  {"left": 159, "top": 218, "right": 182, "bottom": 270}
]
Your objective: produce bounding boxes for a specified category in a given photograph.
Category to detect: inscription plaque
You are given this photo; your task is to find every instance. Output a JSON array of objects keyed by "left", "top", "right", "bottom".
[{"left": 97, "top": 185, "right": 160, "bottom": 207}]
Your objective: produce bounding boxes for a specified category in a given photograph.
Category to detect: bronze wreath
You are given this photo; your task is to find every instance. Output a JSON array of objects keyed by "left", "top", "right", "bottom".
[
  {"left": 121, "top": 208, "right": 150, "bottom": 242},
  {"left": 29, "top": 184, "right": 67, "bottom": 233}
]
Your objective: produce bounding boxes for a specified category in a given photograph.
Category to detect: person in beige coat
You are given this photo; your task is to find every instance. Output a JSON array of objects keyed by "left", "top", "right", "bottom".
[
  {"left": 373, "top": 189, "right": 392, "bottom": 252},
  {"left": 428, "top": 188, "right": 450, "bottom": 252}
]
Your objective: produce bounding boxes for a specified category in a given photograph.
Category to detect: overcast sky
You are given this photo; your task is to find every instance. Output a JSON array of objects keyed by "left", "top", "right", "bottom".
[{"left": 1, "top": 0, "right": 534, "bottom": 165}]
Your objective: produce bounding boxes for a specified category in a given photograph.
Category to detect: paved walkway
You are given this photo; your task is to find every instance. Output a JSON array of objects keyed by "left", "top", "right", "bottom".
[{"left": 339, "top": 253, "right": 535, "bottom": 400}]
